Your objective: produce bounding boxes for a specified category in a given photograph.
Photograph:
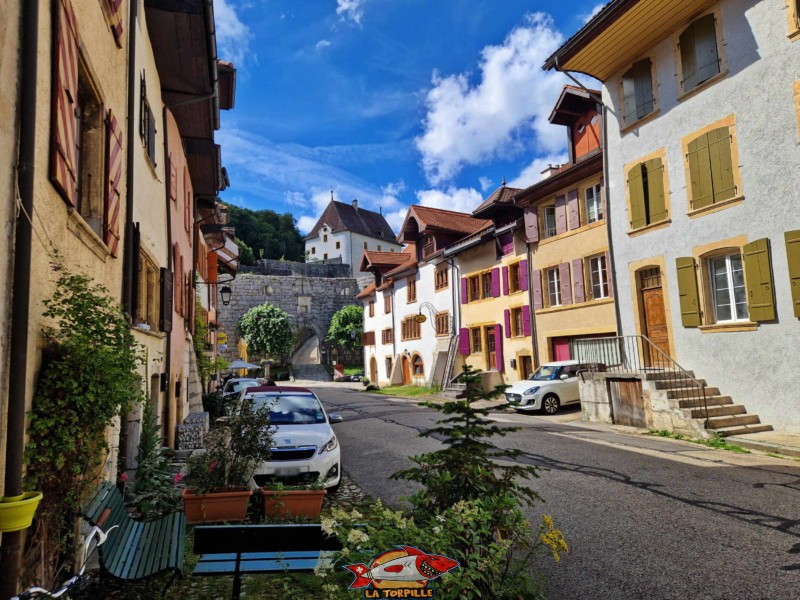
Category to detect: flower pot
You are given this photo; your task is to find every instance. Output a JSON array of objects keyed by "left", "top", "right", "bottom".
[
  {"left": 182, "top": 488, "right": 253, "bottom": 524},
  {"left": 0, "top": 492, "right": 43, "bottom": 533},
  {"left": 260, "top": 488, "right": 327, "bottom": 519}
]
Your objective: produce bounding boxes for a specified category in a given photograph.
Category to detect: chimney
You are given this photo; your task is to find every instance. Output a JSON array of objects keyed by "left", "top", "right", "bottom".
[
  {"left": 540, "top": 164, "right": 560, "bottom": 179},
  {"left": 352, "top": 199, "right": 358, "bottom": 210}
]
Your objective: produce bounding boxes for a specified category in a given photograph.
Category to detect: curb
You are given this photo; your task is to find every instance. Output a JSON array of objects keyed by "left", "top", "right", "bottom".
[{"left": 723, "top": 437, "right": 800, "bottom": 459}]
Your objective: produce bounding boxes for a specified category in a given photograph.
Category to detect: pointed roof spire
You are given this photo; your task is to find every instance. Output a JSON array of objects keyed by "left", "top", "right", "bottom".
[
  {"left": 330, "top": 188, "right": 334, "bottom": 201},
  {"left": 501, "top": 176, "right": 506, "bottom": 187}
]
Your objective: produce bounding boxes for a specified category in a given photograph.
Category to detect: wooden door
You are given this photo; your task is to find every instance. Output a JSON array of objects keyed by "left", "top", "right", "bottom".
[
  {"left": 486, "top": 329, "right": 497, "bottom": 370},
  {"left": 370, "top": 357, "right": 378, "bottom": 384},
  {"left": 640, "top": 268, "right": 670, "bottom": 365},
  {"left": 402, "top": 356, "right": 411, "bottom": 385},
  {"left": 520, "top": 356, "right": 533, "bottom": 379},
  {"left": 609, "top": 379, "right": 646, "bottom": 427}
]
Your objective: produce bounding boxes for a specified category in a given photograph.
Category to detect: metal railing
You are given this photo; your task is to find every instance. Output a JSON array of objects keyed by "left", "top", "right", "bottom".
[{"left": 571, "top": 335, "right": 710, "bottom": 428}]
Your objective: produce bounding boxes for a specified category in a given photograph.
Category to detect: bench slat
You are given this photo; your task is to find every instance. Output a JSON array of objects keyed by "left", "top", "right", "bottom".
[
  {"left": 83, "top": 482, "right": 114, "bottom": 522},
  {"left": 199, "top": 551, "right": 333, "bottom": 562},
  {"left": 194, "top": 557, "right": 326, "bottom": 574},
  {"left": 127, "top": 519, "right": 158, "bottom": 579}
]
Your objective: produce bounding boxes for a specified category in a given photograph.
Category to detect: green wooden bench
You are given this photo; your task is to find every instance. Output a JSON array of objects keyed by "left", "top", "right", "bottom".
[
  {"left": 192, "top": 524, "right": 342, "bottom": 600},
  {"left": 82, "top": 481, "right": 185, "bottom": 586}
]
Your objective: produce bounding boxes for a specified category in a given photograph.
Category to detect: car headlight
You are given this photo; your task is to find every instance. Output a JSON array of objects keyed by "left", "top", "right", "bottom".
[
  {"left": 523, "top": 387, "right": 540, "bottom": 395},
  {"left": 318, "top": 435, "right": 339, "bottom": 454}
]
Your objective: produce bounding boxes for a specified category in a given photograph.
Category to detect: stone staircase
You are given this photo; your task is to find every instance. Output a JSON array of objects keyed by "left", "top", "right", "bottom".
[
  {"left": 644, "top": 370, "right": 773, "bottom": 437},
  {"left": 439, "top": 381, "right": 467, "bottom": 400},
  {"left": 291, "top": 363, "right": 332, "bottom": 382}
]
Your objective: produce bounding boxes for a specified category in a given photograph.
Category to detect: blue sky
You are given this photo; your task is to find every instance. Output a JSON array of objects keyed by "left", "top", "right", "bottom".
[{"left": 214, "top": 0, "right": 603, "bottom": 234}]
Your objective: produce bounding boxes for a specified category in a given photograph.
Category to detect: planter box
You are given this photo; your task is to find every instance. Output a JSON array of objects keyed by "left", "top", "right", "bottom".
[
  {"left": 182, "top": 488, "right": 253, "bottom": 524},
  {"left": 260, "top": 488, "right": 326, "bottom": 519}
]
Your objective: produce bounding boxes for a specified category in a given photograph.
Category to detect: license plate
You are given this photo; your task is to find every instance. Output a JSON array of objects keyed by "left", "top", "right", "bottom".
[{"left": 273, "top": 466, "right": 309, "bottom": 477}]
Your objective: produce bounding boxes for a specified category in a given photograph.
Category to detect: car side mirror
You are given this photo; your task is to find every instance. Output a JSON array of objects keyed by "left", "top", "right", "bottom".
[
  {"left": 559, "top": 373, "right": 570, "bottom": 380},
  {"left": 329, "top": 413, "right": 343, "bottom": 424}
]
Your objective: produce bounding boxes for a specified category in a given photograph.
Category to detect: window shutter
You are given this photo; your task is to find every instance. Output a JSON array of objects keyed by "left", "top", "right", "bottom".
[
  {"left": 520, "top": 259, "right": 529, "bottom": 291},
  {"left": 644, "top": 158, "right": 667, "bottom": 223},
  {"left": 523, "top": 208, "right": 539, "bottom": 243},
  {"left": 207, "top": 251, "right": 218, "bottom": 284},
  {"left": 693, "top": 14, "right": 720, "bottom": 85},
  {"left": 159, "top": 267, "right": 173, "bottom": 332},
  {"left": 461, "top": 277, "right": 468, "bottom": 304},
  {"left": 502, "top": 266, "right": 509, "bottom": 295},
  {"left": 621, "top": 67, "right": 637, "bottom": 124},
  {"left": 679, "top": 22, "right": 698, "bottom": 91},
  {"left": 494, "top": 324, "right": 504, "bottom": 372},
  {"left": 554, "top": 195, "right": 567, "bottom": 234},
  {"left": 743, "top": 238, "right": 776, "bottom": 322},
  {"left": 559, "top": 263, "right": 572, "bottom": 305},
  {"left": 572, "top": 258, "right": 585, "bottom": 303},
  {"left": 532, "top": 270, "right": 543, "bottom": 310},
  {"left": 50, "top": 0, "right": 80, "bottom": 207},
  {"left": 676, "top": 257, "right": 701, "bottom": 327},
  {"left": 169, "top": 156, "right": 177, "bottom": 202},
  {"left": 606, "top": 251, "right": 614, "bottom": 298},
  {"left": 458, "top": 328, "right": 471, "bottom": 355},
  {"left": 106, "top": 0, "right": 124, "bottom": 47},
  {"left": 504, "top": 309, "right": 511, "bottom": 338},
  {"left": 599, "top": 180, "right": 606, "bottom": 220},
  {"left": 633, "top": 59, "right": 655, "bottom": 118},
  {"left": 491, "top": 268, "right": 501, "bottom": 298},
  {"left": 786, "top": 230, "right": 800, "bottom": 318},
  {"left": 627, "top": 164, "right": 647, "bottom": 229},
  {"left": 522, "top": 305, "right": 532, "bottom": 337},
  {"left": 567, "top": 189, "right": 580, "bottom": 229},
  {"left": 707, "top": 127, "right": 736, "bottom": 203},
  {"left": 687, "top": 133, "right": 714, "bottom": 210},
  {"left": 104, "top": 110, "right": 123, "bottom": 257}
]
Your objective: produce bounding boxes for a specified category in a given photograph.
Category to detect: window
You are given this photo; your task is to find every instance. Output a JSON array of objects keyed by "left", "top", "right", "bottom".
[
  {"left": 588, "top": 255, "right": 609, "bottom": 300},
  {"left": 627, "top": 157, "right": 667, "bottom": 230},
  {"left": 788, "top": 1, "right": 800, "bottom": 37},
  {"left": 407, "top": 276, "right": 417, "bottom": 303},
  {"left": 422, "top": 235, "right": 436, "bottom": 258},
  {"left": 509, "top": 263, "right": 521, "bottom": 293},
  {"left": 140, "top": 78, "right": 157, "bottom": 166},
  {"left": 311, "top": 247, "right": 316, "bottom": 254},
  {"left": 412, "top": 355, "right": 424, "bottom": 376},
  {"left": 364, "top": 242, "right": 368, "bottom": 249},
  {"left": 323, "top": 234, "right": 328, "bottom": 242},
  {"left": 470, "top": 328, "right": 482, "bottom": 353},
  {"left": 377, "top": 245, "right": 382, "bottom": 251},
  {"left": 336, "top": 241, "right": 341, "bottom": 249},
  {"left": 480, "top": 272, "right": 492, "bottom": 299},
  {"left": 621, "top": 59, "right": 655, "bottom": 125},
  {"left": 435, "top": 265, "right": 449, "bottom": 291},
  {"left": 498, "top": 232, "right": 514, "bottom": 256},
  {"left": 435, "top": 312, "right": 449, "bottom": 336},
  {"left": 382, "top": 328, "right": 393, "bottom": 344},
  {"left": 679, "top": 13, "right": 721, "bottom": 94},
  {"left": 468, "top": 276, "right": 481, "bottom": 302},
  {"left": 384, "top": 294, "right": 392, "bottom": 314},
  {"left": 708, "top": 253, "right": 748, "bottom": 323},
  {"left": 543, "top": 205, "right": 557, "bottom": 238},
  {"left": 323, "top": 253, "right": 328, "bottom": 260},
  {"left": 385, "top": 357, "right": 393, "bottom": 376},
  {"left": 510, "top": 307, "right": 523, "bottom": 337},
  {"left": 685, "top": 125, "right": 738, "bottom": 211},
  {"left": 401, "top": 316, "right": 421, "bottom": 340},
  {"left": 546, "top": 267, "right": 561, "bottom": 307},
  {"left": 585, "top": 184, "right": 603, "bottom": 224},
  {"left": 135, "top": 250, "right": 160, "bottom": 329},
  {"left": 369, "top": 301, "right": 375, "bottom": 317},
  {"left": 74, "top": 75, "right": 107, "bottom": 238}
]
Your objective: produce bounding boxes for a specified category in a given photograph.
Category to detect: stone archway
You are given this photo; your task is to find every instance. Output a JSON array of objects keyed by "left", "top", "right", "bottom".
[{"left": 292, "top": 326, "right": 320, "bottom": 365}]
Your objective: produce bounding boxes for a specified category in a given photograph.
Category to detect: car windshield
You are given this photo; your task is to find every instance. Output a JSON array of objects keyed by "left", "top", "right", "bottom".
[
  {"left": 226, "top": 380, "right": 260, "bottom": 394},
  {"left": 528, "top": 365, "right": 561, "bottom": 381},
  {"left": 249, "top": 394, "right": 327, "bottom": 425}
]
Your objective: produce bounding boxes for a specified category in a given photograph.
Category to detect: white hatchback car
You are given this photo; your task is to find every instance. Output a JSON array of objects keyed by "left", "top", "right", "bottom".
[
  {"left": 240, "top": 386, "right": 343, "bottom": 490},
  {"left": 504, "top": 360, "right": 585, "bottom": 414}
]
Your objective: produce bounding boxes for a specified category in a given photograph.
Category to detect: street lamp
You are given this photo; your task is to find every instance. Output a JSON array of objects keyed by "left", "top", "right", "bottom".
[{"left": 220, "top": 285, "right": 233, "bottom": 306}]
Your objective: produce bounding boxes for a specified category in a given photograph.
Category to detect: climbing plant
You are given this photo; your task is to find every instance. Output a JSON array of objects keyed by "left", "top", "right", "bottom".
[
  {"left": 194, "top": 300, "right": 229, "bottom": 392},
  {"left": 237, "top": 303, "right": 294, "bottom": 361},
  {"left": 23, "top": 261, "right": 144, "bottom": 584}
]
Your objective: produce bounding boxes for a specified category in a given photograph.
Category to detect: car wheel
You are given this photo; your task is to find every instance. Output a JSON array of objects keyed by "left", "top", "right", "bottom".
[{"left": 541, "top": 394, "right": 560, "bottom": 415}]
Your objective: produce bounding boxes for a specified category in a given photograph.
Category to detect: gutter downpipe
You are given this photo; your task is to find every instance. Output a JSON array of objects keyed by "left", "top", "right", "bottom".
[
  {"left": 0, "top": 0, "right": 40, "bottom": 595},
  {"left": 121, "top": 0, "right": 138, "bottom": 315},
  {"left": 553, "top": 57, "right": 622, "bottom": 336}
]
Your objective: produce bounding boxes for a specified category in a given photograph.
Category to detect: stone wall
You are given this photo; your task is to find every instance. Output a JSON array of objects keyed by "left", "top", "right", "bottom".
[{"left": 242, "top": 258, "right": 351, "bottom": 279}]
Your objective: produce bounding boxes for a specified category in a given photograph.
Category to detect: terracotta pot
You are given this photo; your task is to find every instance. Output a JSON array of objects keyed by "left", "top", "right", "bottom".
[
  {"left": 182, "top": 488, "right": 253, "bottom": 524},
  {"left": 260, "top": 488, "right": 327, "bottom": 518}
]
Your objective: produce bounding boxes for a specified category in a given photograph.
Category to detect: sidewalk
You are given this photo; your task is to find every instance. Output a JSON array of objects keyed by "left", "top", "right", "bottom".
[{"left": 723, "top": 430, "right": 800, "bottom": 458}]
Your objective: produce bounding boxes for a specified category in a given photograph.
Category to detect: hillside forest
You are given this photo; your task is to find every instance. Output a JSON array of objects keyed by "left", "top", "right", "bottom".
[{"left": 227, "top": 205, "right": 305, "bottom": 265}]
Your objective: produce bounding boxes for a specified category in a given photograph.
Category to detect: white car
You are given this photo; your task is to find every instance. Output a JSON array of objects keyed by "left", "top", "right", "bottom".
[
  {"left": 241, "top": 386, "right": 343, "bottom": 490},
  {"left": 504, "top": 360, "right": 585, "bottom": 414}
]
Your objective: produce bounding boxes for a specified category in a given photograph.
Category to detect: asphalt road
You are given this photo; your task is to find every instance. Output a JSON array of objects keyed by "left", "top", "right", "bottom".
[{"left": 308, "top": 382, "right": 800, "bottom": 600}]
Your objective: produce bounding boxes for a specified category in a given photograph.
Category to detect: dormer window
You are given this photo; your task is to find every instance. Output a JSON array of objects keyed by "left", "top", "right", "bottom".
[{"left": 422, "top": 235, "right": 435, "bottom": 259}]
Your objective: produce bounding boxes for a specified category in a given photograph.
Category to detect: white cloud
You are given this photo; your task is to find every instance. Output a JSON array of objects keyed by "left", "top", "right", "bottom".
[
  {"left": 296, "top": 216, "right": 319, "bottom": 234},
  {"left": 415, "top": 13, "right": 570, "bottom": 185},
  {"left": 316, "top": 39, "right": 332, "bottom": 50},
  {"left": 478, "top": 176, "right": 493, "bottom": 192},
  {"left": 580, "top": 4, "right": 605, "bottom": 24},
  {"left": 415, "top": 187, "right": 484, "bottom": 215},
  {"left": 215, "top": 0, "right": 253, "bottom": 67},
  {"left": 336, "top": 0, "right": 365, "bottom": 25},
  {"left": 507, "top": 153, "right": 569, "bottom": 189}
]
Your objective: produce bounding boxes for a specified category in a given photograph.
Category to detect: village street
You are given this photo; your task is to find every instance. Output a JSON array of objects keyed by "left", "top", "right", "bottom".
[{"left": 311, "top": 383, "right": 800, "bottom": 600}]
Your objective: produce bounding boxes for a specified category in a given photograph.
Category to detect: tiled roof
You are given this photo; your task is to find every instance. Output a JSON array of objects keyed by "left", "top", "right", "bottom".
[
  {"left": 355, "top": 282, "right": 376, "bottom": 299},
  {"left": 472, "top": 185, "right": 523, "bottom": 215},
  {"left": 384, "top": 243, "right": 418, "bottom": 277},
  {"left": 401, "top": 206, "right": 490, "bottom": 239},
  {"left": 303, "top": 200, "right": 397, "bottom": 242}
]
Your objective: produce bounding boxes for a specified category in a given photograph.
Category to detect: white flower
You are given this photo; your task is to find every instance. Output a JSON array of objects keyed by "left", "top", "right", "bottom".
[{"left": 347, "top": 529, "right": 369, "bottom": 548}]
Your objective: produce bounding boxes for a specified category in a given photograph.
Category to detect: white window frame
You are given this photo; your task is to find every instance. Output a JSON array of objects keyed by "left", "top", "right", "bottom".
[
  {"left": 543, "top": 205, "right": 557, "bottom": 238},
  {"left": 585, "top": 184, "right": 603, "bottom": 224},
  {"left": 589, "top": 255, "right": 609, "bottom": 300},
  {"left": 708, "top": 252, "right": 748, "bottom": 323},
  {"left": 546, "top": 267, "right": 561, "bottom": 307}
]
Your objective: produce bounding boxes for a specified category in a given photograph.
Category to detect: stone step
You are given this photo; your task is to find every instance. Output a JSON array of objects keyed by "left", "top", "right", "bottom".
[
  {"left": 712, "top": 424, "right": 774, "bottom": 438},
  {"left": 653, "top": 378, "right": 707, "bottom": 390},
  {"left": 665, "top": 386, "right": 720, "bottom": 399},
  {"left": 677, "top": 395, "right": 733, "bottom": 409},
  {"left": 440, "top": 388, "right": 466, "bottom": 399},
  {"left": 688, "top": 404, "right": 746, "bottom": 419},
  {"left": 706, "top": 414, "right": 762, "bottom": 430},
  {"left": 644, "top": 370, "right": 695, "bottom": 381}
]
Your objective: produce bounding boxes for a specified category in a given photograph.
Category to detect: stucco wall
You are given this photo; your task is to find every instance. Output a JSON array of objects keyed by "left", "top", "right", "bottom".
[
  {"left": 603, "top": 0, "right": 800, "bottom": 431},
  {"left": 362, "top": 286, "right": 398, "bottom": 386},
  {"left": 306, "top": 226, "right": 402, "bottom": 277}
]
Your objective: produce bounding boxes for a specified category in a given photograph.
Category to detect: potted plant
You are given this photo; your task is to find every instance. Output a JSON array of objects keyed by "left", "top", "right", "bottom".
[
  {"left": 260, "top": 479, "right": 327, "bottom": 519},
  {"left": 182, "top": 400, "right": 274, "bottom": 524}
]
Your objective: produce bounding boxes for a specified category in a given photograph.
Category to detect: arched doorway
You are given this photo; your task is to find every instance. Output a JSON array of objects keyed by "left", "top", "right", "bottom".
[
  {"left": 370, "top": 357, "right": 378, "bottom": 384},
  {"left": 292, "top": 326, "right": 320, "bottom": 364},
  {"left": 401, "top": 355, "right": 412, "bottom": 385}
]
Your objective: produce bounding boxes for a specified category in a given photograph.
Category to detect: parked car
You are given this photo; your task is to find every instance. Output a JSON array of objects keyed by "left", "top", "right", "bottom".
[
  {"left": 239, "top": 386, "right": 343, "bottom": 490},
  {"left": 219, "top": 378, "right": 261, "bottom": 400},
  {"left": 504, "top": 360, "right": 585, "bottom": 414},
  {"left": 348, "top": 373, "right": 365, "bottom": 382}
]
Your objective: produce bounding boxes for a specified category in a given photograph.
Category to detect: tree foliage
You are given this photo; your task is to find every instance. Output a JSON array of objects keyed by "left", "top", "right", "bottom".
[
  {"left": 238, "top": 303, "right": 294, "bottom": 360},
  {"left": 236, "top": 238, "right": 255, "bottom": 266},
  {"left": 326, "top": 304, "right": 363, "bottom": 351},
  {"left": 227, "top": 205, "right": 305, "bottom": 262}
]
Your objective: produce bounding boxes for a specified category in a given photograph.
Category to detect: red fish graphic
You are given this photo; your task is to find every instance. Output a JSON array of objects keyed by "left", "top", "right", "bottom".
[{"left": 343, "top": 546, "right": 459, "bottom": 589}]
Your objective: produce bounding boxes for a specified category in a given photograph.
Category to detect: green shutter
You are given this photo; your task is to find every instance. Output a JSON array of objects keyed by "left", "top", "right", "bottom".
[
  {"left": 785, "top": 230, "right": 800, "bottom": 318},
  {"left": 679, "top": 22, "right": 698, "bottom": 91},
  {"left": 743, "top": 238, "right": 776, "bottom": 322},
  {"left": 687, "top": 133, "right": 714, "bottom": 210},
  {"left": 707, "top": 127, "right": 736, "bottom": 203},
  {"left": 644, "top": 158, "right": 667, "bottom": 223},
  {"left": 627, "top": 164, "right": 647, "bottom": 230},
  {"left": 676, "top": 257, "right": 701, "bottom": 327}
]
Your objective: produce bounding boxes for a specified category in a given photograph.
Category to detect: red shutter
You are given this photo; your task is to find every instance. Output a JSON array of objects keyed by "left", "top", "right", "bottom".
[
  {"left": 207, "top": 251, "right": 218, "bottom": 284},
  {"left": 106, "top": 0, "right": 124, "bottom": 47},
  {"left": 168, "top": 157, "right": 178, "bottom": 202},
  {"left": 523, "top": 208, "right": 539, "bottom": 243},
  {"left": 567, "top": 189, "right": 580, "bottom": 230},
  {"left": 522, "top": 305, "right": 532, "bottom": 337},
  {"left": 504, "top": 309, "right": 511, "bottom": 338},
  {"left": 559, "top": 262, "right": 572, "bottom": 305},
  {"left": 104, "top": 110, "right": 123, "bottom": 257},
  {"left": 458, "top": 328, "right": 471, "bottom": 355},
  {"left": 572, "top": 258, "right": 585, "bottom": 303},
  {"left": 532, "top": 270, "right": 543, "bottom": 310},
  {"left": 520, "top": 259, "right": 529, "bottom": 291},
  {"left": 494, "top": 324, "right": 504, "bottom": 372},
  {"left": 50, "top": 0, "right": 80, "bottom": 207},
  {"left": 555, "top": 195, "right": 567, "bottom": 234},
  {"left": 502, "top": 266, "right": 509, "bottom": 295},
  {"left": 461, "top": 277, "right": 468, "bottom": 304}
]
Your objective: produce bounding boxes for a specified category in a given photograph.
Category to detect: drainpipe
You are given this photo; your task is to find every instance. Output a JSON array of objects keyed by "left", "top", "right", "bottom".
[
  {"left": 524, "top": 236, "right": 541, "bottom": 367},
  {"left": 121, "top": 0, "right": 138, "bottom": 314},
  {"left": 0, "top": 0, "right": 39, "bottom": 595}
]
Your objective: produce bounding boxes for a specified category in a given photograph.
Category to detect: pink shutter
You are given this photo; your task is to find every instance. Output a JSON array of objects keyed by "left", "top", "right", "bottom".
[
  {"left": 555, "top": 195, "right": 567, "bottom": 234},
  {"left": 494, "top": 324, "right": 504, "bottom": 372},
  {"left": 520, "top": 259, "right": 529, "bottom": 291},
  {"left": 572, "top": 258, "right": 585, "bottom": 303},
  {"left": 568, "top": 189, "right": 580, "bottom": 230},
  {"left": 50, "top": 0, "right": 80, "bottom": 207},
  {"left": 104, "top": 110, "right": 123, "bottom": 257},
  {"left": 169, "top": 157, "right": 178, "bottom": 202},
  {"left": 502, "top": 266, "right": 509, "bottom": 295},
  {"left": 559, "top": 262, "right": 572, "bottom": 305},
  {"left": 504, "top": 309, "right": 511, "bottom": 338},
  {"left": 461, "top": 277, "right": 468, "bottom": 304},
  {"left": 522, "top": 305, "right": 532, "bottom": 336},
  {"left": 458, "top": 328, "right": 471, "bottom": 355},
  {"left": 491, "top": 268, "right": 500, "bottom": 298},
  {"left": 106, "top": 0, "right": 124, "bottom": 47},
  {"left": 532, "top": 270, "right": 543, "bottom": 310},
  {"left": 523, "top": 208, "right": 539, "bottom": 243},
  {"left": 606, "top": 251, "right": 614, "bottom": 298},
  {"left": 599, "top": 178, "right": 606, "bottom": 220}
]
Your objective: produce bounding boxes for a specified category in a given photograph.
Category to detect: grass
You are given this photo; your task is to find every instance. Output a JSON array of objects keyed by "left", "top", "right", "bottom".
[
  {"left": 342, "top": 365, "right": 363, "bottom": 376},
  {"left": 648, "top": 429, "right": 750, "bottom": 453},
  {"left": 368, "top": 385, "right": 438, "bottom": 397}
]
